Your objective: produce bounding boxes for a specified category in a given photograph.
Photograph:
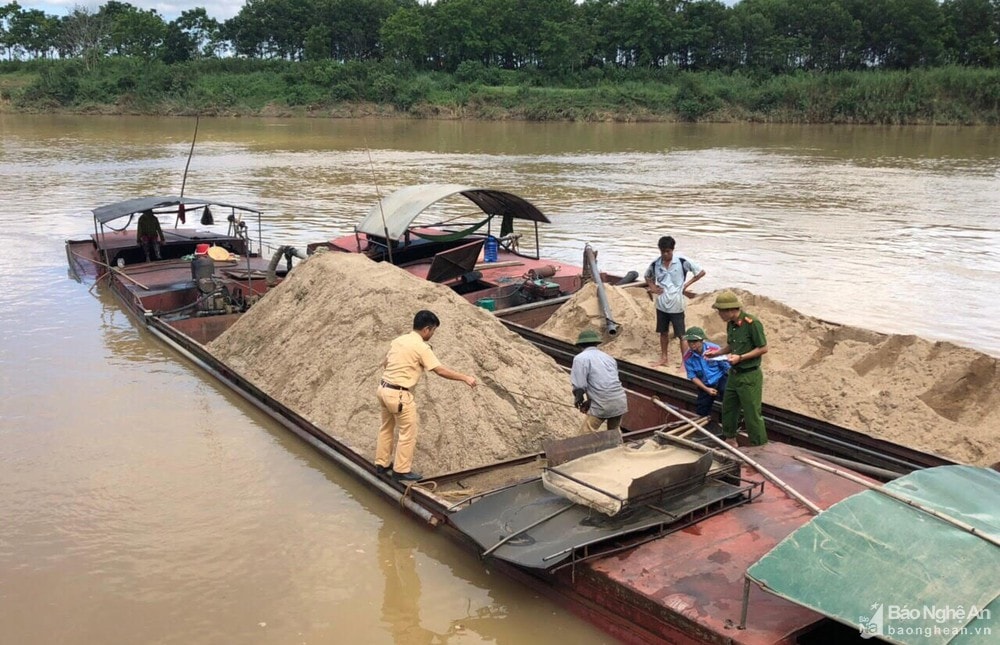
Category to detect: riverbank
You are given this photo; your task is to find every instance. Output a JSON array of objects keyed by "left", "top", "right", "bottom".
[{"left": 4, "top": 60, "right": 1000, "bottom": 125}]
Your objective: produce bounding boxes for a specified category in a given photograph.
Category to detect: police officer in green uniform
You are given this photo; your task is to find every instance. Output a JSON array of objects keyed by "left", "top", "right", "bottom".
[{"left": 704, "top": 291, "right": 768, "bottom": 446}]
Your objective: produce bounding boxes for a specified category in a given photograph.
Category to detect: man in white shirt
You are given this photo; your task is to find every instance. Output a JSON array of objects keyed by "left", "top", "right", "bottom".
[{"left": 644, "top": 235, "right": 705, "bottom": 367}]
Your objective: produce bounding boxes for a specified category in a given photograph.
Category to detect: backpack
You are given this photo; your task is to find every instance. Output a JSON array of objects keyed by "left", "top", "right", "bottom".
[{"left": 648, "top": 256, "right": 691, "bottom": 279}]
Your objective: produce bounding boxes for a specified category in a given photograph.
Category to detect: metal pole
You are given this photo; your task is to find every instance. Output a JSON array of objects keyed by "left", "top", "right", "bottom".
[
  {"left": 739, "top": 577, "right": 751, "bottom": 630},
  {"left": 179, "top": 115, "right": 199, "bottom": 198},
  {"left": 650, "top": 397, "right": 823, "bottom": 515},
  {"left": 482, "top": 503, "right": 574, "bottom": 557},
  {"left": 795, "top": 456, "right": 1000, "bottom": 548},
  {"left": 583, "top": 243, "right": 618, "bottom": 336}
]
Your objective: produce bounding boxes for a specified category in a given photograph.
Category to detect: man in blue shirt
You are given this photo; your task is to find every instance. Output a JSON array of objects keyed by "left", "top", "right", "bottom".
[
  {"left": 570, "top": 329, "right": 628, "bottom": 432},
  {"left": 644, "top": 236, "right": 705, "bottom": 367},
  {"left": 682, "top": 326, "right": 729, "bottom": 419}
]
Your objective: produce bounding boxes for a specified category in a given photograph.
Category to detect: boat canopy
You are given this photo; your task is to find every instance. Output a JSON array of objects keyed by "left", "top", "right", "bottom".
[
  {"left": 356, "top": 184, "right": 550, "bottom": 241},
  {"left": 92, "top": 196, "right": 261, "bottom": 225},
  {"left": 746, "top": 465, "right": 1000, "bottom": 645}
]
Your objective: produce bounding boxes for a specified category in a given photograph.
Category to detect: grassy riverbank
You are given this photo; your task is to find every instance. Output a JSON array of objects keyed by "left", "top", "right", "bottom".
[{"left": 3, "top": 59, "right": 999, "bottom": 125}]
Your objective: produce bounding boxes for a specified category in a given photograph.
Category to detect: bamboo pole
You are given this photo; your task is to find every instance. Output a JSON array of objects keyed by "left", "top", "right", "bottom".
[
  {"left": 69, "top": 249, "right": 151, "bottom": 290},
  {"left": 112, "top": 267, "right": 151, "bottom": 291},
  {"left": 474, "top": 260, "right": 524, "bottom": 270},
  {"left": 795, "top": 456, "right": 1000, "bottom": 548},
  {"left": 650, "top": 398, "right": 822, "bottom": 515}
]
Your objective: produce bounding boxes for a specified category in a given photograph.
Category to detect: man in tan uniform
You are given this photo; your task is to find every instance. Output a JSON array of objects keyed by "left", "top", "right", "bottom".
[{"left": 376, "top": 310, "right": 477, "bottom": 481}]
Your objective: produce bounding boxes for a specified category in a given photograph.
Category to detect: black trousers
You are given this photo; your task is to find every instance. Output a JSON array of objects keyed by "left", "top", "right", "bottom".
[{"left": 695, "top": 373, "right": 728, "bottom": 417}]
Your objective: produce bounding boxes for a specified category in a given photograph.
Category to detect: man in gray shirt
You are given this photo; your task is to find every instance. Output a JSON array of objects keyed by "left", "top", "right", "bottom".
[{"left": 570, "top": 329, "right": 629, "bottom": 432}]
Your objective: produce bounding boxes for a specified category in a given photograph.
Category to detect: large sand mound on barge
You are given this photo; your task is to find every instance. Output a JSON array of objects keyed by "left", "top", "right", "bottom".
[
  {"left": 538, "top": 284, "right": 1000, "bottom": 467},
  {"left": 208, "top": 252, "right": 586, "bottom": 475}
]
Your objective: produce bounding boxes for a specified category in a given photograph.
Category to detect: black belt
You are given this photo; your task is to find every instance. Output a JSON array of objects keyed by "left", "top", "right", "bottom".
[
  {"left": 734, "top": 365, "right": 759, "bottom": 373},
  {"left": 380, "top": 380, "right": 409, "bottom": 391}
]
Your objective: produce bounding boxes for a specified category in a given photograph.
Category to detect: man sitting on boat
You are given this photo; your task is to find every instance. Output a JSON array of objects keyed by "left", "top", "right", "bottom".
[
  {"left": 570, "top": 329, "right": 628, "bottom": 432},
  {"left": 136, "top": 209, "right": 165, "bottom": 262}
]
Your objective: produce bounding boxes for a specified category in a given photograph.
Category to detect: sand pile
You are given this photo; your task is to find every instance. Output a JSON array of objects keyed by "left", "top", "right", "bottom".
[
  {"left": 538, "top": 285, "right": 1000, "bottom": 467},
  {"left": 208, "top": 252, "right": 586, "bottom": 475}
]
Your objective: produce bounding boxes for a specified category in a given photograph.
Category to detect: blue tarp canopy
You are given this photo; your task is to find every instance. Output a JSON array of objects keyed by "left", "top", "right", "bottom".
[
  {"left": 747, "top": 465, "right": 1000, "bottom": 645},
  {"left": 355, "top": 184, "right": 549, "bottom": 241},
  {"left": 92, "top": 196, "right": 261, "bottom": 224}
]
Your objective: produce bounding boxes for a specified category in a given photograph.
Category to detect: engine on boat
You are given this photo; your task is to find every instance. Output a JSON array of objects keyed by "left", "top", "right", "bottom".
[{"left": 190, "top": 277, "right": 255, "bottom": 316}]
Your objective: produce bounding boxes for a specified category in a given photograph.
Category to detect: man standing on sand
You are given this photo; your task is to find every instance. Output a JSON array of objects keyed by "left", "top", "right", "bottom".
[
  {"left": 570, "top": 329, "right": 628, "bottom": 433},
  {"left": 645, "top": 235, "right": 705, "bottom": 367},
  {"left": 704, "top": 291, "right": 768, "bottom": 446},
  {"left": 375, "top": 310, "right": 477, "bottom": 482}
]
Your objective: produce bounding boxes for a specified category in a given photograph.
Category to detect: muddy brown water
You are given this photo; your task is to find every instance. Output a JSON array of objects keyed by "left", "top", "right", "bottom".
[{"left": 1, "top": 114, "right": 997, "bottom": 643}]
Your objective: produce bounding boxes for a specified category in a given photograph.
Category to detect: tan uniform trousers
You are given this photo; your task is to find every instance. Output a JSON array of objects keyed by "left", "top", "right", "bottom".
[
  {"left": 581, "top": 414, "right": 623, "bottom": 433},
  {"left": 376, "top": 385, "right": 418, "bottom": 474}
]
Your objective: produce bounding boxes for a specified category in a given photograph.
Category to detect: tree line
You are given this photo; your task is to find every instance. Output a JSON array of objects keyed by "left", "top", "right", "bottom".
[{"left": 2, "top": 0, "right": 999, "bottom": 74}]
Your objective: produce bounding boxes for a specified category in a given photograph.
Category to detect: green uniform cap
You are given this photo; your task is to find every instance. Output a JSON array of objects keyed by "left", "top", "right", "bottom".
[
  {"left": 575, "top": 329, "right": 603, "bottom": 346},
  {"left": 712, "top": 291, "right": 742, "bottom": 310},
  {"left": 683, "top": 326, "right": 707, "bottom": 341}
]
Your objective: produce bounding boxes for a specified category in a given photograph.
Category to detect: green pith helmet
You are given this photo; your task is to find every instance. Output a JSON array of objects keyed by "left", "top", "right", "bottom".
[
  {"left": 712, "top": 291, "right": 742, "bottom": 310},
  {"left": 575, "top": 329, "right": 603, "bottom": 346},
  {"left": 684, "top": 326, "right": 707, "bottom": 341}
]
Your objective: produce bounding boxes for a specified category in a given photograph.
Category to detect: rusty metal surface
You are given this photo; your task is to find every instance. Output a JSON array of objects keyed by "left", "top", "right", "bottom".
[
  {"left": 543, "top": 428, "right": 622, "bottom": 466},
  {"left": 580, "top": 441, "right": 870, "bottom": 644}
]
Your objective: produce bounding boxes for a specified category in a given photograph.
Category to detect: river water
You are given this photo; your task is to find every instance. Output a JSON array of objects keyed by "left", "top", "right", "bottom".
[{"left": 1, "top": 115, "right": 997, "bottom": 644}]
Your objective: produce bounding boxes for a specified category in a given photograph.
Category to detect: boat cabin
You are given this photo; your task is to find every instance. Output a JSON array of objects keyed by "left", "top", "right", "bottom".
[
  {"left": 311, "top": 184, "right": 585, "bottom": 308},
  {"left": 66, "top": 196, "right": 287, "bottom": 337},
  {"left": 66, "top": 196, "right": 261, "bottom": 272}
]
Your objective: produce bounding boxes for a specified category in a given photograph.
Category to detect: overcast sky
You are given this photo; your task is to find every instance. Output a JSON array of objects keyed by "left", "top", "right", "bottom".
[
  {"left": 21, "top": 1, "right": 246, "bottom": 21},
  {"left": 20, "top": 0, "right": 740, "bottom": 24}
]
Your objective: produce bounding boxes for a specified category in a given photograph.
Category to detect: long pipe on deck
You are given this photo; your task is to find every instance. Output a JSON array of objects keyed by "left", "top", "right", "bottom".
[
  {"left": 583, "top": 244, "right": 618, "bottom": 336},
  {"left": 649, "top": 397, "right": 822, "bottom": 515}
]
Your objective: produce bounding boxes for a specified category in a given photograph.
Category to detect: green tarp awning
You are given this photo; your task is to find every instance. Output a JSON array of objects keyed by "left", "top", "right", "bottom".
[{"left": 747, "top": 465, "right": 1000, "bottom": 645}]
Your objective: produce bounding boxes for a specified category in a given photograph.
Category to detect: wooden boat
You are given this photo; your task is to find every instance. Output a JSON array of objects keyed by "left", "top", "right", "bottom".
[
  {"left": 65, "top": 195, "right": 301, "bottom": 332},
  {"left": 65, "top": 187, "right": 962, "bottom": 644},
  {"left": 310, "top": 184, "right": 618, "bottom": 310}
]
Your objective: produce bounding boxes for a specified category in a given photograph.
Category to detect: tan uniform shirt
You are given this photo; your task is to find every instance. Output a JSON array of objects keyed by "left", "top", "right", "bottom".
[{"left": 381, "top": 331, "right": 441, "bottom": 389}]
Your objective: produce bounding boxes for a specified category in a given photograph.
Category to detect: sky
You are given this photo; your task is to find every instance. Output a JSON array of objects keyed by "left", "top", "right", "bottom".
[
  {"left": 18, "top": 0, "right": 742, "bottom": 25},
  {"left": 20, "top": 1, "right": 247, "bottom": 21}
]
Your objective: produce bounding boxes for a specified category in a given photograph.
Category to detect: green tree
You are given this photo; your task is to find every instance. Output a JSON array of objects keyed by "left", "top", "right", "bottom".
[
  {"left": 58, "top": 6, "right": 109, "bottom": 68},
  {"left": 782, "top": 0, "right": 861, "bottom": 71},
  {"left": 677, "top": 0, "right": 730, "bottom": 71},
  {"left": 381, "top": 5, "right": 429, "bottom": 64},
  {"left": 428, "top": 0, "right": 501, "bottom": 69},
  {"left": 173, "top": 8, "right": 222, "bottom": 58},
  {"left": 304, "top": 24, "right": 332, "bottom": 60},
  {"left": 227, "top": 0, "right": 314, "bottom": 59},
  {"left": 843, "top": 0, "right": 944, "bottom": 68},
  {"left": 942, "top": 0, "right": 1000, "bottom": 66},
  {"left": 317, "top": 0, "right": 408, "bottom": 61},
  {"left": 0, "top": 2, "right": 20, "bottom": 60},
  {"left": 99, "top": 2, "right": 166, "bottom": 59},
  {"left": 609, "top": 0, "right": 682, "bottom": 67},
  {"left": 727, "top": 0, "right": 787, "bottom": 73},
  {"left": 6, "top": 4, "right": 58, "bottom": 59}
]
